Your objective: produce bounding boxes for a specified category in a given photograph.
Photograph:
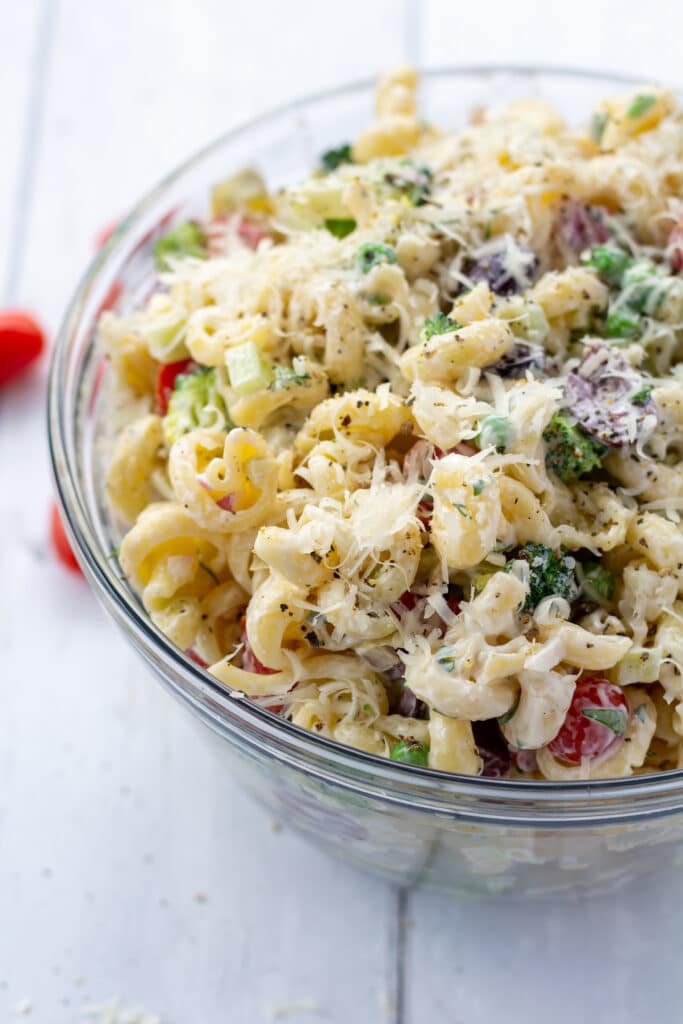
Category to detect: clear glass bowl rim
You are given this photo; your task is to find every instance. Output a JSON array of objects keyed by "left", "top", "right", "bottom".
[{"left": 48, "top": 64, "right": 683, "bottom": 827}]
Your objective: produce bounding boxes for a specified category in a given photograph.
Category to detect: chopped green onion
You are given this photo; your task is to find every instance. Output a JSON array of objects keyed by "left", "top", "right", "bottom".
[
  {"left": 356, "top": 242, "right": 397, "bottom": 274},
  {"left": 627, "top": 94, "right": 657, "bottom": 119},
  {"left": 324, "top": 217, "right": 357, "bottom": 239},
  {"left": 226, "top": 341, "right": 274, "bottom": 395},
  {"left": 590, "top": 111, "right": 609, "bottom": 144},
  {"left": 452, "top": 502, "right": 471, "bottom": 519}
]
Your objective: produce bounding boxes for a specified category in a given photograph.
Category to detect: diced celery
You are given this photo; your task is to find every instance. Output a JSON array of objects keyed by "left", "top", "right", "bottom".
[
  {"left": 613, "top": 646, "right": 662, "bottom": 686},
  {"left": 226, "top": 341, "right": 274, "bottom": 395},
  {"left": 515, "top": 302, "right": 549, "bottom": 345},
  {"left": 139, "top": 314, "right": 188, "bottom": 363}
]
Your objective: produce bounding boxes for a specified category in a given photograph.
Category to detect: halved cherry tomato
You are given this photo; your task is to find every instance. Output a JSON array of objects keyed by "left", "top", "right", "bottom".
[
  {"left": 547, "top": 676, "right": 629, "bottom": 765},
  {"left": 0, "top": 310, "right": 45, "bottom": 386},
  {"left": 155, "top": 358, "right": 196, "bottom": 414},
  {"left": 50, "top": 502, "right": 81, "bottom": 574}
]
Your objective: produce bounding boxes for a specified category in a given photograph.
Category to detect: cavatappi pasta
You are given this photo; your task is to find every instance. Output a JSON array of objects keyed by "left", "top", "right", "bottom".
[{"left": 103, "top": 68, "right": 683, "bottom": 780}]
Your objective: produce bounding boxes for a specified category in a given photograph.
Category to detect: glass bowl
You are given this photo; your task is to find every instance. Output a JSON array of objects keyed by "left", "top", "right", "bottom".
[{"left": 48, "top": 66, "right": 683, "bottom": 898}]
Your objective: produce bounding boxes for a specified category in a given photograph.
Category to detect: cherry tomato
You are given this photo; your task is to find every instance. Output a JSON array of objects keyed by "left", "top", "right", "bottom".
[
  {"left": 445, "top": 588, "right": 461, "bottom": 617},
  {"left": 398, "top": 590, "right": 419, "bottom": 611},
  {"left": 49, "top": 502, "right": 82, "bottom": 574},
  {"left": 155, "top": 358, "right": 196, "bottom": 414},
  {"left": 547, "top": 676, "right": 629, "bottom": 765},
  {"left": 0, "top": 310, "right": 45, "bottom": 386}
]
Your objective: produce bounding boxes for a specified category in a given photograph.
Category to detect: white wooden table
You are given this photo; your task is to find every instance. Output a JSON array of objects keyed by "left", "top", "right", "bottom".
[{"left": 2, "top": 2, "right": 682, "bottom": 1021}]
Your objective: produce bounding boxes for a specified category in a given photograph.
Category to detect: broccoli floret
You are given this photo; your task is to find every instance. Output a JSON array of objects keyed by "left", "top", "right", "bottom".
[
  {"left": 320, "top": 143, "right": 353, "bottom": 173},
  {"left": 423, "top": 312, "right": 460, "bottom": 338},
  {"left": 582, "top": 245, "right": 631, "bottom": 287},
  {"left": 154, "top": 221, "right": 207, "bottom": 270},
  {"left": 506, "top": 542, "right": 579, "bottom": 611},
  {"left": 163, "top": 366, "right": 230, "bottom": 446},
  {"left": 543, "top": 411, "right": 607, "bottom": 482}
]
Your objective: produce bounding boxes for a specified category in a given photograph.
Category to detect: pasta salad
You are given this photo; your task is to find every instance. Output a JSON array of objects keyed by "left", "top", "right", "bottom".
[{"left": 102, "top": 68, "right": 683, "bottom": 780}]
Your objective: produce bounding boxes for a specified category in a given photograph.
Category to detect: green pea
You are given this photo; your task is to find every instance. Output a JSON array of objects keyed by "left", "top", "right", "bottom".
[
  {"left": 605, "top": 308, "right": 641, "bottom": 339},
  {"left": 390, "top": 740, "right": 429, "bottom": 767},
  {"left": 476, "top": 415, "right": 512, "bottom": 452},
  {"left": 583, "top": 245, "right": 631, "bottom": 287}
]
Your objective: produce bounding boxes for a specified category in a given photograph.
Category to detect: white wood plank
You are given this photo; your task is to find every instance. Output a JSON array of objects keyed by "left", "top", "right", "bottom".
[
  {"left": 16, "top": 0, "right": 409, "bottom": 326},
  {"left": 421, "top": 0, "right": 681, "bottom": 85},
  {"left": 0, "top": 585, "right": 395, "bottom": 1022},
  {"left": 0, "top": 0, "right": 44, "bottom": 297},
  {"left": 0, "top": 1, "right": 414, "bottom": 1019},
  {"left": 403, "top": 874, "right": 683, "bottom": 1024}
]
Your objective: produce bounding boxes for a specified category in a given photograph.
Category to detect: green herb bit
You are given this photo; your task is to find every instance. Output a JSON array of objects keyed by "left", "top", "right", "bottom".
[
  {"left": 390, "top": 740, "right": 429, "bottom": 767},
  {"left": 590, "top": 111, "right": 609, "bottom": 144},
  {"left": 472, "top": 479, "right": 486, "bottom": 496},
  {"left": 423, "top": 312, "right": 459, "bottom": 338},
  {"left": 605, "top": 307, "right": 642, "bottom": 339},
  {"left": 582, "top": 706, "right": 629, "bottom": 735},
  {"left": 581, "top": 562, "right": 615, "bottom": 602},
  {"left": 626, "top": 94, "right": 657, "bottom": 119},
  {"left": 582, "top": 245, "right": 631, "bottom": 287},
  {"left": 436, "top": 648, "right": 456, "bottom": 673},
  {"left": 367, "top": 294, "right": 389, "bottom": 305},
  {"left": 634, "top": 703, "right": 648, "bottom": 724},
  {"left": 498, "top": 694, "right": 520, "bottom": 726},
  {"left": 357, "top": 242, "right": 397, "bottom": 274},
  {"left": 324, "top": 217, "right": 357, "bottom": 239},
  {"left": 452, "top": 502, "right": 472, "bottom": 519},
  {"left": 384, "top": 160, "right": 433, "bottom": 206},
  {"left": 320, "top": 143, "right": 353, "bottom": 172},
  {"left": 631, "top": 384, "right": 653, "bottom": 406},
  {"left": 543, "top": 411, "right": 607, "bottom": 482},
  {"left": 269, "top": 364, "right": 312, "bottom": 391},
  {"left": 106, "top": 548, "right": 120, "bottom": 561},
  {"left": 154, "top": 221, "right": 207, "bottom": 271},
  {"left": 506, "top": 542, "right": 579, "bottom": 611},
  {"left": 476, "top": 415, "right": 512, "bottom": 453}
]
